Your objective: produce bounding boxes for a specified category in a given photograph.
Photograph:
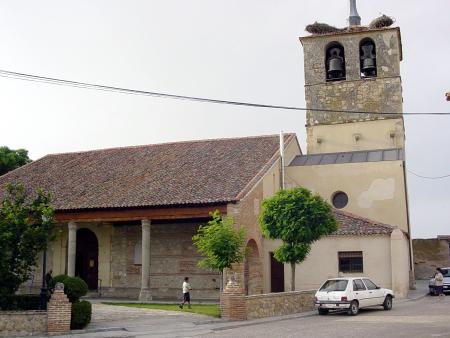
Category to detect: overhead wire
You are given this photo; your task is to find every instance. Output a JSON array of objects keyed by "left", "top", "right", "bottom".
[
  {"left": 0, "top": 69, "right": 449, "bottom": 116},
  {"left": 406, "top": 169, "right": 450, "bottom": 180}
]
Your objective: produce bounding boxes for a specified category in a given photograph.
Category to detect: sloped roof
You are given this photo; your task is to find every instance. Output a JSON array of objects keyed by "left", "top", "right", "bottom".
[
  {"left": 0, "top": 134, "right": 295, "bottom": 211},
  {"left": 332, "top": 210, "right": 396, "bottom": 236}
]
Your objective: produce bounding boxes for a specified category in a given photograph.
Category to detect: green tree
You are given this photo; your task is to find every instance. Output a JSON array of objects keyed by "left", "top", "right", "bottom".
[
  {"left": 259, "top": 187, "right": 338, "bottom": 291},
  {"left": 0, "top": 147, "right": 32, "bottom": 176},
  {"left": 0, "top": 183, "right": 55, "bottom": 296},
  {"left": 192, "top": 210, "right": 246, "bottom": 290}
]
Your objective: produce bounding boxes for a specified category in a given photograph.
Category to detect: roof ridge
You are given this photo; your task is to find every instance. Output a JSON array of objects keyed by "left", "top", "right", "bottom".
[
  {"left": 234, "top": 134, "right": 297, "bottom": 201},
  {"left": 44, "top": 133, "right": 297, "bottom": 158}
]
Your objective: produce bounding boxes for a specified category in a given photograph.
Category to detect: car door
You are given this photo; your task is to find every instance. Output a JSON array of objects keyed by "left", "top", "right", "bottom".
[
  {"left": 352, "top": 279, "right": 370, "bottom": 307},
  {"left": 363, "top": 278, "right": 384, "bottom": 306}
]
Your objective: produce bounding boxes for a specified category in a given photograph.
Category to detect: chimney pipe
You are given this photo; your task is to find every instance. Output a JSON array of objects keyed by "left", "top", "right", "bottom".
[{"left": 349, "top": 0, "right": 361, "bottom": 26}]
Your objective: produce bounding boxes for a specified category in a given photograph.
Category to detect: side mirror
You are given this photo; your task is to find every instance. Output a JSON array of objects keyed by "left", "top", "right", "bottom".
[{"left": 376, "top": 286, "right": 380, "bottom": 289}]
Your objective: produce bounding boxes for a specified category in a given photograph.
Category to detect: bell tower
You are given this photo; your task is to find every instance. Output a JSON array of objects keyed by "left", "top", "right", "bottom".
[{"left": 300, "top": 1, "right": 405, "bottom": 154}]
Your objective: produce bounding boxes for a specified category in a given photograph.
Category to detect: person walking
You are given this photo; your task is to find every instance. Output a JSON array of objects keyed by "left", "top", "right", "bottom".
[
  {"left": 179, "top": 277, "right": 192, "bottom": 309},
  {"left": 435, "top": 268, "right": 445, "bottom": 300}
]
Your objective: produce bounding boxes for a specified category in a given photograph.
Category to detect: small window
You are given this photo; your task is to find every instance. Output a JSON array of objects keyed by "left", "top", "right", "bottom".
[
  {"left": 134, "top": 240, "right": 142, "bottom": 265},
  {"left": 363, "top": 279, "right": 378, "bottom": 290},
  {"left": 353, "top": 279, "right": 366, "bottom": 291},
  {"left": 332, "top": 191, "right": 348, "bottom": 209},
  {"left": 338, "top": 251, "right": 363, "bottom": 273}
]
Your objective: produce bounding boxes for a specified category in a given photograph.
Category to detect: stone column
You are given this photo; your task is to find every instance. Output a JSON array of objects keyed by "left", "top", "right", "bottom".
[
  {"left": 139, "top": 219, "right": 152, "bottom": 301},
  {"left": 67, "top": 221, "right": 77, "bottom": 277}
]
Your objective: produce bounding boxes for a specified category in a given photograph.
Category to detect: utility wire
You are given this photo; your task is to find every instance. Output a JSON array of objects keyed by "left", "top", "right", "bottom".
[
  {"left": 407, "top": 169, "right": 450, "bottom": 180},
  {"left": 0, "top": 69, "right": 449, "bottom": 116}
]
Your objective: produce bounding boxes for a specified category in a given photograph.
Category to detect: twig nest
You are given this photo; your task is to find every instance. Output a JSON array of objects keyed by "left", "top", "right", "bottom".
[
  {"left": 369, "top": 15, "right": 394, "bottom": 29},
  {"left": 306, "top": 22, "right": 345, "bottom": 35}
]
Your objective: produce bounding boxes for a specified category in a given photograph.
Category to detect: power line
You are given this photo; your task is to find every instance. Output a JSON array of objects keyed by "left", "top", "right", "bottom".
[
  {"left": 407, "top": 169, "right": 450, "bottom": 180},
  {"left": 0, "top": 69, "right": 449, "bottom": 116}
]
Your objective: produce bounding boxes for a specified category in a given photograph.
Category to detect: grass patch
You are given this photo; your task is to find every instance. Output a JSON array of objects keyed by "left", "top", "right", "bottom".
[{"left": 102, "top": 302, "right": 220, "bottom": 318}]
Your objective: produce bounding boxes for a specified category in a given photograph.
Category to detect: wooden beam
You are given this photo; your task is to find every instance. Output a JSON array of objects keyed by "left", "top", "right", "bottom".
[{"left": 55, "top": 204, "right": 228, "bottom": 223}]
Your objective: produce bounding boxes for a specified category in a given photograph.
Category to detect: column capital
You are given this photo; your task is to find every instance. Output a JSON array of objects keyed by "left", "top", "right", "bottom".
[
  {"left": 68, "top": 221, "right": 77, "bottom": 231},
  {"left": 141, "top": 219, "right": 151, "bottom": 228}
]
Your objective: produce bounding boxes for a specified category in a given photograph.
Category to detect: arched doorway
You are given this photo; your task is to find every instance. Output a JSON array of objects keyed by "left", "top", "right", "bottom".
[
  {"left": 75, "top": 228, "right": 99, "bottom": 290},
  {"left": 244, "top": 239, "right": 263, "bottom": 295}
]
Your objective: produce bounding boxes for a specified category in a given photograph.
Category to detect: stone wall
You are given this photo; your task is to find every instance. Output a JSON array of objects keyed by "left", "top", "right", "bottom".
[
  {"left": 110, "top": 221, "right": 220, "bottom": 300},
  {"left": 0, "top": 311, "right": 47, "bottom": 337},
  {"left": 413, "top": 239, "right": 450, "bottom": 279},
  {"left": 245, "top": 290, "right": 315, "bottom": 320}
]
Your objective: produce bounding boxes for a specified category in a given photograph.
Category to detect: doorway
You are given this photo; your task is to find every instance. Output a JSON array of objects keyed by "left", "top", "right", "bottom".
[
  {"left": 75, "top": 228, "right": 99, "bottom": 290},
  {"left": 270, "top": 252, "right": 284, "bottom": 292}
]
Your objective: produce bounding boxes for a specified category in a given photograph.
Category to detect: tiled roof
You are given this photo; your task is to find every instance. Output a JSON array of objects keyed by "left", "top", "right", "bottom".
[
  {"left": 332, "top": 210, "right": 396, "bottom": 236},
  {"left": 0, "top": 134, "right": 295, "bottom": 211}
]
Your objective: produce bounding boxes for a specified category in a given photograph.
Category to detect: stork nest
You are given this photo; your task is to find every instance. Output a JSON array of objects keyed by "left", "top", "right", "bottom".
[
  {"left": 368, "top": 15, "right": 395, "bottom": 29},
  {"left": 305, "top": 22, "right": 345, "bottom": 35}
]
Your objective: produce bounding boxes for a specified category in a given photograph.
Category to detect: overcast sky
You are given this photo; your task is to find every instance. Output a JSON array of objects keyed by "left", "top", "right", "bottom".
[{"left": 0, "top": 1, "right": 449, "bottom": 238}]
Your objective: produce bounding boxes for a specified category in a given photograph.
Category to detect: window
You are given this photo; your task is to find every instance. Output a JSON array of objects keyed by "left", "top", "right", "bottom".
[
  {"left": 319, "top": 279, "right": 349, "bottom": 292},
  {"left": 325, "top": 42, "right": 346, "bottom": 81},
  {"left": 134, "top": 240, "right": 142, "bottom": 265},
  {"left": 363, "top": 279, "right": 378, "bottom": 290},
  {"left": 332, "top": 191, "right": 348, "bottom": 209},
  {"left": 338, "top": 251, "right": 363, "bottom": 273},
  {"left": 353, "top": 279, "right": 366, "bottom": 291},
  {"left": 360, "top": 38, "right": 377, "bottom": 78}
]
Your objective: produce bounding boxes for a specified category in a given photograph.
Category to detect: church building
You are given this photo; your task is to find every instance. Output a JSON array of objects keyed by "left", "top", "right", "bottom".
[{"left": 0, "top": 1, "right": 412, "bottom": 300}]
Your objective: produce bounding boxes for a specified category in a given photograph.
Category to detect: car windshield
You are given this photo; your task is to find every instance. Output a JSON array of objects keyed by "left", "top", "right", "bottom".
[
  {"left": 320, "top": 279, "right": 348, "bottom": 292},
  {"left": 442, "top": 269, "right": 450, "bottom": 277}
]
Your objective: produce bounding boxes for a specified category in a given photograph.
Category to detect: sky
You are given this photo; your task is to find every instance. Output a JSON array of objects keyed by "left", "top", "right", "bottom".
[{"left": 0, "top": 1, "right": 449, "bottom": 238}]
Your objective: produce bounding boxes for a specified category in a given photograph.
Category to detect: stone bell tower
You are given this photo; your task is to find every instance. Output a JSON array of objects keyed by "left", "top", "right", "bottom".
[{"left": 300, "top": 1, "right": 405, "bottom": 154}]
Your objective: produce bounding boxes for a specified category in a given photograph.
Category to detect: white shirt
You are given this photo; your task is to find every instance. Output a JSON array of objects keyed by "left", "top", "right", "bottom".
[{"left": 183, "top": 281, "right": 192, "bottom": 293}]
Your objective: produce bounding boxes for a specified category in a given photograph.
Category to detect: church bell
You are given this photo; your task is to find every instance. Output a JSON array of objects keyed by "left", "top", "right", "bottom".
[
  {"left": 360, "top": 42, "right": 377, "bottom": 77},
  {"left": 327, "top": 47, "right": 345, "bottom": 80}
]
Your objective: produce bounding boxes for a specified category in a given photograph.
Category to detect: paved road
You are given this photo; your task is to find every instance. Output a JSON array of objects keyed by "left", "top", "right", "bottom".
[
  {"left": 207, "top": 296, "right": 450, "bottom": 338},
  {"left": 44, "top": 290, "right": 450, "bottom": 338}
]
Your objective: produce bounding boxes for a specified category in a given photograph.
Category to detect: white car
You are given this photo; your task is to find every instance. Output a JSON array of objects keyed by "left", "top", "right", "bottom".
[
  {"left": 429, "top": 267, "right": 450, "bottom": 295},
  {"left": 314, "top": 277, "right": 395, "bottom": 316}
]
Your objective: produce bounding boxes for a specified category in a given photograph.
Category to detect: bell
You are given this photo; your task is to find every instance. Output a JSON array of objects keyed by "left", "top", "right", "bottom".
[
  {"left": 362, "top": 57, "right": 376, "bottom": 76},
  {"left": 328, "top": 57, "right": 344, "bottom": 79}
]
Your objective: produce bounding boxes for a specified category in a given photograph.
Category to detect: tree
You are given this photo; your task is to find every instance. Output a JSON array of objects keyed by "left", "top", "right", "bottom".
[
  {"left": 259, "top": 187, "right": 338, "bottom": 291},
  {"left": 0, "top": 183, "right": 55, "bottom": 296},
  {"left": 0, "top": 146, "right": 32, "bottom": 176},
  {"left": 192, "top": 210, "right": 246, "bottom": 290}
]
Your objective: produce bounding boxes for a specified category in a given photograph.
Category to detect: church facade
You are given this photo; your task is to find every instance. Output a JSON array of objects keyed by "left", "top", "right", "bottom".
[{"left": 0, "top": 4, "right": 412, "bottom": 300}]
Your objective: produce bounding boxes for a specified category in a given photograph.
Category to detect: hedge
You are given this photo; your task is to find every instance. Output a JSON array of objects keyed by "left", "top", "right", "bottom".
[
  {"left": 71, "top": 300, "right": 92, "bottom": 329},
  {"left": 51, "top": 275, "right": 88, "bottom": 302},
  {"left": 0, "top": 294, "right": 41, "bottom": 311}
]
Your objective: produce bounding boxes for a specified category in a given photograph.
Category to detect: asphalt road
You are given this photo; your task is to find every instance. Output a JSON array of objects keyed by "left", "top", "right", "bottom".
[{"left": 206, "top": 295, "right": 450, "bottom": 338}]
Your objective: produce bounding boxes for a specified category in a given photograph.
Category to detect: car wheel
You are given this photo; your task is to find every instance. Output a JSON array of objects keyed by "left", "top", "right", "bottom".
[
  {"left": 383, "top": 295, "right": 393, "bottom": 310},
  {"left": 348, "top": 300, "right": 359, "bottom": 316},
  {"left": 318, "top": 308, "right": 329, "bottom": 315}
]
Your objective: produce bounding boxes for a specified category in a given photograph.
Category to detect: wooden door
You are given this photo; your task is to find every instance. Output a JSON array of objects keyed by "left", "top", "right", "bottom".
[
  {"left": 270, "top": 252, "right": 284, "bottom": 293},
  {"left": 75, "top": 228, "right": 99, "bottom": 290}
]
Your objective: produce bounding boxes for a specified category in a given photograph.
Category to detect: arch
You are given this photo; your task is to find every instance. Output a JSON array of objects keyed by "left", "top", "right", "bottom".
[
  {"left": 75, "top": 228, "right": 99, "bottom": 290},
  {"left": 325, "top": 41, "right": 346, "bottom": 81},
  {"left": 360, "top": 37, "right": 377, "bottom": 78},
  {"left": 244, "top": 239, "right": 263, "bottom": 295}
]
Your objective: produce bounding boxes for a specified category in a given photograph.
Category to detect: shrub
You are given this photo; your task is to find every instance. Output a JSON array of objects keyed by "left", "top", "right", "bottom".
[
  {"left": 0, "top": 294, "right": 41, "bottom": 310},
  {"left": 71, "top": 300, "right": 92, "bottom": 329},
  {"left": 50, "top": 275, "right": 88, "bottom": 302}
]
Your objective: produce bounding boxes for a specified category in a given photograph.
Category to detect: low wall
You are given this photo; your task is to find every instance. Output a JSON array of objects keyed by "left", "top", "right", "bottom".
[
  {"left": 245, "top": 290, "right": 315, "bottom": 320},
  {"left": 0, "top": 311, "right": 47, "bottom": 337}
]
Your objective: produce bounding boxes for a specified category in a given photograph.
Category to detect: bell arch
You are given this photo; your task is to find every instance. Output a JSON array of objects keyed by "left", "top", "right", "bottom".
[
  {"left": 360, "top": 37, "right": 377, "bottom": 78},
  {"left": 75, "top": 228, "right": 99, "bottom": 290},
  {"left": 243, "top": 239, "right": 263, "bottom": 295},
  {"left": 325, "top": 41, "right": 346, "bottom": 81}
]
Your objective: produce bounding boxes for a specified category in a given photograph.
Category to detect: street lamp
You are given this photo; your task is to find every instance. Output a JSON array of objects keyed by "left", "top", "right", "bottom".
[{"left": 39, "top": 249, "right": 47, "bottom": 310}]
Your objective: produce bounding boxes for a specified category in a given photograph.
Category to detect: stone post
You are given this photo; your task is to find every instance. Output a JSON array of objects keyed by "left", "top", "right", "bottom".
[
  {"left": 47, "top": 283, "right": 71, "bottom": 334},
  {"left": 67, "top": 221, "right": 77, "bottom": 277},
  {"left": 139, "top": 219, "right": 152, "bottom": 301},
  {"left": 220, "top": 274, "right": 246, "bottom": 321}
]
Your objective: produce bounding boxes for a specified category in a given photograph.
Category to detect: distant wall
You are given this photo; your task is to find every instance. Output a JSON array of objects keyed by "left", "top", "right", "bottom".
[{"left": 413, "top": 239, "right": 450, "bottom": 279}]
